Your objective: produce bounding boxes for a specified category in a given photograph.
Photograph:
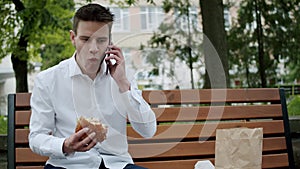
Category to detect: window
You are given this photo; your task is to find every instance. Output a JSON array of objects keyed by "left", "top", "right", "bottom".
[
  {"left": 140, "top": 7, "right": 164, "bottom": 31},
  {"left": 175, "top": 7, "right": 199, "bottom": 32},
  {"left": 110, "top": 7, "right": 130, "bottom": 32},
  {"left": 224, "top": 8, "right": 231, "bottom": 30}
]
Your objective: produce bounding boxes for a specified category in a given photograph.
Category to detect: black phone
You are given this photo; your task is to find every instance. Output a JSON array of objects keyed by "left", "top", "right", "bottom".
[
  {"left": 105, "top": 35, "right": 112, "bottom": 75},
  {"left": 105, "top": 51, "right": 110, "bottom": 75}
]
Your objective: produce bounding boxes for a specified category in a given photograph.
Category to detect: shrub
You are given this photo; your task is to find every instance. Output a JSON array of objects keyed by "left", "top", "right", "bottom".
[
  {"left": 0, "top": 115, "right": 7, "bottom": 134},
  {"left": 287, "top": 95, "right": 300, "bottom": 116}
]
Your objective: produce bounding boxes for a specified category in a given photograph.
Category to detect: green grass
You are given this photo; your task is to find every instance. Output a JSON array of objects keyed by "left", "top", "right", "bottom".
[
  {"left": 0, "top": 116, "right": 7, "bottom": 134},
  {"left": 288, "top": 95, "right": 300, "bottom": 116}
]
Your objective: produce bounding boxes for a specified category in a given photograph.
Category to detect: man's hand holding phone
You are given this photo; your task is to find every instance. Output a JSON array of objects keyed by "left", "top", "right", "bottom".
[{"left": 105, "top": 45, "right": 130, "bottom": 92}]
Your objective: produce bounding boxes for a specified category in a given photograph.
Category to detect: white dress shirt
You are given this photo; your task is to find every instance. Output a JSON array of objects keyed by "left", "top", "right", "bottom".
[{"left": 29, "top": 55, "right": 157, "bottom": 169}]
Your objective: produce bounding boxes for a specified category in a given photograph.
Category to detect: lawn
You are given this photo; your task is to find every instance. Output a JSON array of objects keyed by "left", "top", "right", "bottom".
[
  {"left": 0, "top": 116, "right": 7, "bottom": 135},
  {"left": 288, "top": 95, "right": 300, "bottom": 116}
]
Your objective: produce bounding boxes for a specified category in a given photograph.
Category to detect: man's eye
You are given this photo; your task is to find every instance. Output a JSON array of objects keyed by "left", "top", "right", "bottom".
[
  {"left": 82, "top": 38, "right": 89, "bottom": 42},
  {"left": 97, "top": 38, "right": 107, "bottom": 43}
]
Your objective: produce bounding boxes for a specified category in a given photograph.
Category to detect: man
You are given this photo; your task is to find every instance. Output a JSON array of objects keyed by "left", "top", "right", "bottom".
[{"left": 29, "top": 3, "right": 157, "bottom": 169}]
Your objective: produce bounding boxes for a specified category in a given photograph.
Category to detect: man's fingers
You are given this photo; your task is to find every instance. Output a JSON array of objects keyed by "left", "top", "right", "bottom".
[
  {"left": 68, "top": 128, "right": 98, "bottom": 152},
  {"left": 105, "top": 46, "right": 124, "bottom": 60},
  {"left": 87, "top": 132, "right": 96, "bottom": 140},
  {"left": 77, "top": 127, "right": 89, "bottom": 135},
  {"left": 75, "top": 127, "right": 89, "bottom": 141},
  {"left": 78, "top": 132, "right": 97, "bottom": 151}
]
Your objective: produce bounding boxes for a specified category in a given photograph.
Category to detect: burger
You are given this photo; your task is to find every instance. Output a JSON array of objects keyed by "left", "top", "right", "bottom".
[{"left": 75, "top": 116, "right": 108, "bottom": 143}]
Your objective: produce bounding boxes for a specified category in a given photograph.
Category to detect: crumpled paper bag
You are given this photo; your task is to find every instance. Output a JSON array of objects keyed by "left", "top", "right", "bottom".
[{"left": 215, "top": 127, "right": 263, "bottom": 169}]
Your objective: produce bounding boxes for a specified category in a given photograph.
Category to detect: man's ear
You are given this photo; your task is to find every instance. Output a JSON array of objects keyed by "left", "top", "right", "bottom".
[{"left": 70, "top": 30, "right": 76, "bottom": 46}]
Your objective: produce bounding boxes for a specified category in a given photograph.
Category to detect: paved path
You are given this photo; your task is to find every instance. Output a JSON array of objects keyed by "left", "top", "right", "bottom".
[
  {"left": 293, "top": 138, "right": 300, "bottom": 169},
  {"left": 0, "top": 151, "right": 7, "bottom": 169}
]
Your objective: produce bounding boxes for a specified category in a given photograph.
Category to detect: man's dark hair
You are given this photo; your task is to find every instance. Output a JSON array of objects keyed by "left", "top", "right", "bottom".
[{"left": 73, "top": 3, "right": 114, "bottom": 34}]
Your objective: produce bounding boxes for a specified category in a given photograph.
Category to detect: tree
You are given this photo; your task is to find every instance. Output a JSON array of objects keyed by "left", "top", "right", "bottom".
[
  {"left": 0, "top": 0, "right": 75, "bottom": 92},
  {"left": 228, "top": 0, "right": 300, "bottom": 87},
  {"left": 145, "top": 0, "right": 202, "bottom": 89},
  {"left": 199, "top": 0, "right": 229, "bottom": 88},
  {"left": 1, "top": 0, "right": 230, "bottom": 91}
]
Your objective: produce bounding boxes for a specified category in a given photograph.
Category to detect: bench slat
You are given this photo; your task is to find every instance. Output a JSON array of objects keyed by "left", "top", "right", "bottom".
[
  {"left": 142, "top": 89, "right": 280, "bottom": 104},
  {"left": 129, "top": 137, "right": 286, "bottom": 159},
  {"left": 16, "top": 121, "right": 285, "bottom": 144},
  {"left": 16, "top": 137, "right": 286, "bottom": 163},
  {"left": 15, "top": 110, "right": 31, "bottom": 126},
  {"left": 14, "top": 154, "right": 289, "bottom": 169},
  {"left": 14, "top": 105, "right": 283, "bottom": 126},
  {"left": 16, "top": 167, "right": 44, "bottom": 169},
  {"left": 15, "top": 93, "right": 31, "bottom": 108},
  {"left": 262, "top": 153, "right": 289, "bottom": 168},
  {"left": 153, "top": 105, "right": 283, "bottom": 122},
  {"left": 15, "top": 129, "right": 30, "bottom": 144},
  {"left": 128, "top": 120, "right": 285, "bottom": 140},
  {"left": 16, "top": 148, "right": 48, "bottom": 163},
  {"left": 135, "top": 153, "right": 289, "bottom": 169}
]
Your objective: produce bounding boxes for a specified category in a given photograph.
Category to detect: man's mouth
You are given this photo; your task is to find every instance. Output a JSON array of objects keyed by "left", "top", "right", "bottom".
[{"left": 89, "top": 57, "right": 99, "bottom": 61}]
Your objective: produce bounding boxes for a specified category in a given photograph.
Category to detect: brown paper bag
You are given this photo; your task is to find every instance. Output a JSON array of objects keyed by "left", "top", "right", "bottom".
[{"left": 215, "top": 127, "right": 263, "bottom": 169}]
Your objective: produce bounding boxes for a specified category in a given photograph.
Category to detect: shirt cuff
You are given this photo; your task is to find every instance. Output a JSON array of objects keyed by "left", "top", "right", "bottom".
[{"left": 51, "top": 137, "right": 68, "bottom": 158}]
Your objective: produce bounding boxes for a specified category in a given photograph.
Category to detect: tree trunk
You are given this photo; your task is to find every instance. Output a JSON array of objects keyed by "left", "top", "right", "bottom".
[
  {"left": 12, "top": 0, "right": 29, "bottom": 92},
  {"left": 200, "top": 0, "right": 229, "bottom": 89},
  {"left": 187, "top": 6, "right": 195, "bottom": 89},
  {"left": 254, "top": 0, "right": 267, "bottom": 87},
  {"left": 11, "top": 34, "right": 29, "bottom": 92}
]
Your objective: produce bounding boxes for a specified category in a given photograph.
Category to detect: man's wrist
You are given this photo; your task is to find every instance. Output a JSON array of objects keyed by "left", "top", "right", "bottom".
[
  {"left": 117, "top": 79, "right": 130, "bottom": 93},
  {"left": 63, "top": 139, "right": 73, "bottom": 155}
]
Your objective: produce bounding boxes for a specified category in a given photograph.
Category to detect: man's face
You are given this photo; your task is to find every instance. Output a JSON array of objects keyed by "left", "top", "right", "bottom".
[{"left": 70, "top": 21, "right": 110, "bottom": 76}]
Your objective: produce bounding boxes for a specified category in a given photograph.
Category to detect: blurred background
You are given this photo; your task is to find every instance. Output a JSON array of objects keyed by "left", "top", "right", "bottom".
[{"left": 0, "top": 0, "right": 299, "bottom": 168}]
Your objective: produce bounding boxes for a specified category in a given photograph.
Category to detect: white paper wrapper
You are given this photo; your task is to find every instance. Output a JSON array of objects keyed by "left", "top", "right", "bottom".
[{"left": 194, "top": 160, "right": 215, "bottom": 169}]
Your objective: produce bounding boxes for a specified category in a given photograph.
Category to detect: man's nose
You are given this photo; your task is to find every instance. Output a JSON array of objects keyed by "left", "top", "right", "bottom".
[{"left": 89, "top": 40, "right": 99, "bottom": 54}]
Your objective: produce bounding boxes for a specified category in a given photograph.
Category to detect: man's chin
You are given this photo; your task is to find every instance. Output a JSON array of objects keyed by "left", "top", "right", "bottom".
[{"left": 85, "top": 63, "right": 101, "bottom": 71}]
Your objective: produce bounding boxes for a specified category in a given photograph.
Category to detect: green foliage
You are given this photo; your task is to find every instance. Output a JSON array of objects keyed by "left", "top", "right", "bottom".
[
  {"left": 108, "top": 0, "right": 155, "bottom": 7},
  {"left": 0, "top": 0, "right": 75, "bottom": 71},
  {"left": 288, "top": 95, "right": 300, "bottom": 116},
  {"left": 0, "top": 116, "right": 7, "bottom": 135},
  {"left": 39, "top": 29, "right": 74, "bottom": 70},
  {"left": 228, "top": 0, "right": 300, "bottom": 87},
  {"left": 30, "top": 0, "right": 76, "bottom": 70},
  {"left": 0, "top": 1, "right": 19, "bottom": 61}
]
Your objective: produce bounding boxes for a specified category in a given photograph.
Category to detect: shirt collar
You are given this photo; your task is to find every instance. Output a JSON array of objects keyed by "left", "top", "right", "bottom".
[{"left": 69, "top": 52, "right": 108, "bottom": 78}]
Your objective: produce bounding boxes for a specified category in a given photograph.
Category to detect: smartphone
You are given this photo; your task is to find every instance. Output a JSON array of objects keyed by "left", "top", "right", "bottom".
[
  {"left": 105, "top": 50, "right": 110, "bottom": 75},
  {"left": 105, "top": 35, "right": 112, "bottom": 75}
]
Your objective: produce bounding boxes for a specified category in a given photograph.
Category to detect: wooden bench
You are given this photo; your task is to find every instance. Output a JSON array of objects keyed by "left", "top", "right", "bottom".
[{"left": 7, "top": 88, "right": 295, "bottom": 169}]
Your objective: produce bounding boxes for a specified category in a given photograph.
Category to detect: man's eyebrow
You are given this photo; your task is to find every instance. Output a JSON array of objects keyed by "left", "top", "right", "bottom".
[
  {"left": 79, "top": 35, "right": 90, "bottom": 38},
  {"left": 96, "top": 36, "right": 108, "bottom": 39},
  {"left": 79, "top": 36, "right": 108, "bottom": 39},
  {"left": 79, "top": 36, "right": 90, "bottom": 39}
]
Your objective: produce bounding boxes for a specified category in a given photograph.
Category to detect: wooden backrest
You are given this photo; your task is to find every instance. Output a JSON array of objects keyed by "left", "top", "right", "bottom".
[
  {"left": 8, "top": 93, "right": 47, "bottom": 169},
  {"left": 7, "top": 88, "right": 295, "bottom": 169}
]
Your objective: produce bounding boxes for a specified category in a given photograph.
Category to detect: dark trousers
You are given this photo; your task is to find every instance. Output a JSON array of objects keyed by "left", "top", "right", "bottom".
[
  {"left": 44, "top": 164, "right": 65, "bottom": 169},
  {"left": 44, "top": 162, "right": 148, "bottom": 169}
]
